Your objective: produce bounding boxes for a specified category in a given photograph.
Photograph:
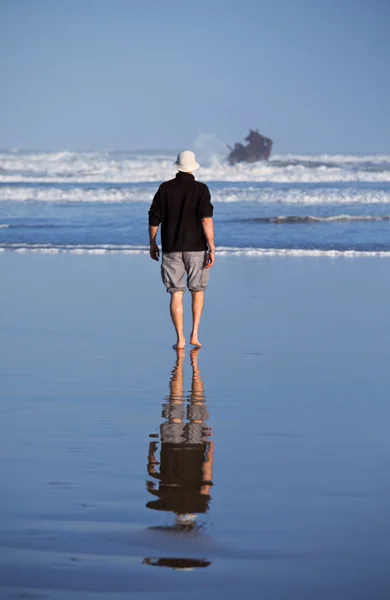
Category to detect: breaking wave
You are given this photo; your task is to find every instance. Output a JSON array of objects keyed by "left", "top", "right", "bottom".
[
  {"left": 236, "top": 215, "right": 390, "bottom": 224},
  {"left": 0, "top": 243, "right": 149, "bottom": 254},
  {"left": 1, "top": 243, "right": 390, "bottom": 257},
  {"left": 0, "top": 223, "right": 108, "bottom": 230},
  {"left": 2, "top": 186, "right": 390, "bottom": 205},
  {"left": 1, "top": 150, "right": 390, "bottom": 184}
]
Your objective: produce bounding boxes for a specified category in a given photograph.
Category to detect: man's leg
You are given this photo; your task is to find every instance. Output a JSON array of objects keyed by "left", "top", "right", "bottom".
[
  {"left": 161, "top": 252, "right": 186, "bottom": 348},
  {"left": 190, "top": 291, "right": 204, "bottom": 347},
  {"left": 184, "top": 252, "right": 210, "bottom": 347},
  {"left": 170, "top": 291, "right": 186, "bottom": 349}
]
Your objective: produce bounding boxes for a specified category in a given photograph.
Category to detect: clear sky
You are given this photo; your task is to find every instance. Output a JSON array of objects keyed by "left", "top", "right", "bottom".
[{"left": 1, "top": 0, "right": 389, "bottom": 153}]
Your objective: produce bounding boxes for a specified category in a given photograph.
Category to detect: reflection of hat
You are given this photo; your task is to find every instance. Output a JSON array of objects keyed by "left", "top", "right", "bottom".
[
  {"left": 175, "top": 513, "right": 197, "bottom": 526},
  {"left": 174, "top": 150, "right": 200, "bottom": 172},
  {"left": 143, "top": 557, "right": 211, "bottom": 571}
]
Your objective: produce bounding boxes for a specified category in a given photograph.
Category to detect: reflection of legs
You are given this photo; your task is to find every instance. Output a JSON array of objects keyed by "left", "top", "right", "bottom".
[
  {"left": 190, "top": 348, "right": 204, "bottom": 405},
  {"left": 170, "top": 349, "right": 185, "bottom": 411},
  {"left": 189, "top": 348, "right": 213, "bottom": 495},
  {"left": 170, "top": 292, "right": 185, "bottom": 349},
  {"left": 188, "top": 349, "right": 208, "bottom": 441},
  {"left": 190, "top": 291, "right": 204, "bottom": 347},
  {"left": 160, "top": 350, "right": 185, "bottom": 443}
]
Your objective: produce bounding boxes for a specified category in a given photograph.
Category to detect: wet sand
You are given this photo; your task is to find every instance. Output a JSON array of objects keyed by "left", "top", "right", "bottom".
[{"left": 1, "top": 253, "right": 390, "bottom": 599}]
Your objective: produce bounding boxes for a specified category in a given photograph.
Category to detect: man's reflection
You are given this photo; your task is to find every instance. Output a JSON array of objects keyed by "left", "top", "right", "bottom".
[{"left": 146, "top": 348, "right": 213, "bottom": 530}]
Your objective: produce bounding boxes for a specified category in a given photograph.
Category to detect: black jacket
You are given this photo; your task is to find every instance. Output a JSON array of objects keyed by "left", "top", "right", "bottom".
[{"left": 148, "top": 172, "right": 213, "bottom": 253}]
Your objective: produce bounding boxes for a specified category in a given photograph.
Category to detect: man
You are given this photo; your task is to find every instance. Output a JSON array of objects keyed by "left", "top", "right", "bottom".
[{"left": 148, "top": 150, "right": 215, "bottom": 349}]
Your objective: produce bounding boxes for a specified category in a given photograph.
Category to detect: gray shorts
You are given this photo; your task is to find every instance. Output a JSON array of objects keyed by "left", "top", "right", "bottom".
[{"left": 161, "top": 251, "right": 210, "bottom": 294}]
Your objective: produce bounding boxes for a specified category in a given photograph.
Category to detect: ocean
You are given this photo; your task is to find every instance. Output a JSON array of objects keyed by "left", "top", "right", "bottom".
[{"left": 1, "top": 149, "right": 390, "bottom": 256}]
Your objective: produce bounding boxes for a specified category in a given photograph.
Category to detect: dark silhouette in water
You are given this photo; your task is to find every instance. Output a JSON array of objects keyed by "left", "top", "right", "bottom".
[
  {"left": 143, "top": 557, "right": 211, "bottom": 570},
  {"left": 227, "top": 129, "right": 273, "bottom": 165}
]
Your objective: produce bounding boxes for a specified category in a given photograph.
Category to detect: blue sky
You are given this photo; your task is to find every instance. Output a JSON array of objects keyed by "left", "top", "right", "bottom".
[{"left": 1, "top": 0, "right": 389, "bottom": 153}]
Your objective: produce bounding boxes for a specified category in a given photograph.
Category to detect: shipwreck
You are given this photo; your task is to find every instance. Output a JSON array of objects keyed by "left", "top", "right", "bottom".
[{"left": 227, "top": 129, "right": 273, "bottom": 165}]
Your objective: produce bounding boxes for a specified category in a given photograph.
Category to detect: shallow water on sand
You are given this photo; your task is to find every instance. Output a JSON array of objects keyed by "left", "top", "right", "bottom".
[{"left": 1, "top": 254, "right": 390, "bottom": 599}]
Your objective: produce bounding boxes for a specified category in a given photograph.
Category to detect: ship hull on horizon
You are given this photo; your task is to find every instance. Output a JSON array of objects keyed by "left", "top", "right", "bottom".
[{"left": 227, "top": 130, "right": 273, "bottom": 165}]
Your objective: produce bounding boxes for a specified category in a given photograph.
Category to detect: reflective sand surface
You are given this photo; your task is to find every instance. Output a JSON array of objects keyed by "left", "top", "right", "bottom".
[{"left": 1, "top": 254, "right": 390, "bottom": 599}]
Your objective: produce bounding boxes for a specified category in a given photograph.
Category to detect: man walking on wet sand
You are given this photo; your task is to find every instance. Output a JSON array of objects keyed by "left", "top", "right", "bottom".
[{"left": 148, "top": 150, "right": 215, "bottom": 349}]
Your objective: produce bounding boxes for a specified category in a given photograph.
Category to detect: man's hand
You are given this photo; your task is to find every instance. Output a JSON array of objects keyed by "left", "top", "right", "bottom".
[
  {"left": 201, "top": 218, "right": 215, "bottom": 269},
  {"left": 205, "top": 250, "right": 215, "bottom": 269},
  {"left": 150, "top": 242, "right": 160, "bottom": 261}
]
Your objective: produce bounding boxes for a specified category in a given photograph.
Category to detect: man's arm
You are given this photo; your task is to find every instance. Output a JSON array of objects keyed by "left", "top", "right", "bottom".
[
  {"left": 202, "top": 217, "right": 215, "bottom": 269},
  {"left": 200, "top": 185, "right": 215, "bottom": 269},
  {"left": 148, "top": 187, "right": 161, "bottom": 261},
  {"left": 149, "top": 225, "right": 160, "bottom": 261}
]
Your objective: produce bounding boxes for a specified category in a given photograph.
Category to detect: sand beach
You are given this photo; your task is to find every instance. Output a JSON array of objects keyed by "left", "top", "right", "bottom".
[{"left": 1, "top": 252, "right": 390, "bottom": 598}]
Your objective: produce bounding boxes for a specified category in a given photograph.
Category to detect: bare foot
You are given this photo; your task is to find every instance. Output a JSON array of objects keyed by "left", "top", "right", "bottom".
[
  {"left": 190, "top": 336, "right": 202, "bottom": 347},
  {"left": 173, "top": 339, "right": 186, "bottom": 350}
]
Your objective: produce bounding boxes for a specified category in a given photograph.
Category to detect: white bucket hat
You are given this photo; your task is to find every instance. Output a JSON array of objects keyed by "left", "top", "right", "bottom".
[{"left": 174, "top": 150, "right": 200, "bottom": 172}]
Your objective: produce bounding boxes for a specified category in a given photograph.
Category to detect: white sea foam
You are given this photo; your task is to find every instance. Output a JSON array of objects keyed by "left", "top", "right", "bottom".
[
  {"left": 0, "top": 186, "right": 150, "bottom": 203},
  {"left": 213, "top": 188, "right": 390, "bottom": 205},
  {"left": 242, "top": 214, "right": 390, "bottom": 223},
  {"left": 1, "top": 151, "right": 390, "bottom": 183},
  {"left": 2, "top": 185, "right": 390, "bottom": 205},
  {"left": 1, "top": 243, "right": 390, "bottom": 257},
  {"left": 217, "top": 247, "right": 390, "bottom": 257},
  {"left": 271, "top": 153, "right": 390, "bottom": 164},
  {"left": 0, "top": 243, "right": 149, "bottom": 254}
]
